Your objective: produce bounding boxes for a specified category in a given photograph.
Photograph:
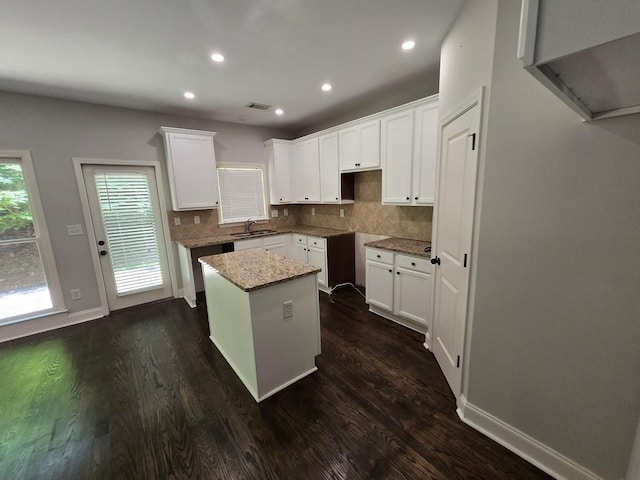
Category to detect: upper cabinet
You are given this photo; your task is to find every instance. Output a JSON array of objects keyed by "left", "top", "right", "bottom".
[
  {"left": 265, "top": 139, "right": 292, "bottom": 205},
  {"left": 319, "top": 132, "right": 355, "bottom": 204},
  {"left": 381, "top": 96, "right": 439, "bottom": 206},
  {"left": 159, "top": 127, "right": 218, "bottom": 211},
  {"left": 339, "top": 119, "right": 380, "bottom": 172},
  {"left": 291, "top": 138, "right": 321, "bottom": 202},
  {"left": 518, "top": 0, "right": 640, "bottom": 120}
]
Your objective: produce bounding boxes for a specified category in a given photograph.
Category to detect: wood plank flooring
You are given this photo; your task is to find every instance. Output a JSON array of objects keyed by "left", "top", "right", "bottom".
[{"left": 0, "top": 289, "right": 552, "bottom": 480}]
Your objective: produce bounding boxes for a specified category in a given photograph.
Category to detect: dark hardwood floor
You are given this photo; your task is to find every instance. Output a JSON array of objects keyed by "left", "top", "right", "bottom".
[{"left": 0, "top": 289, "right": 552, "bottom": 480}]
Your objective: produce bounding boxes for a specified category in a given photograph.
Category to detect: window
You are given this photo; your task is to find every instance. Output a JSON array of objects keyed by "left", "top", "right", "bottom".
[
  {"left": 0, "top": 152, "right": 64, "bottom": 323},
  {"left": 217, "top": 165, "right": 268, "bottom": 224}
]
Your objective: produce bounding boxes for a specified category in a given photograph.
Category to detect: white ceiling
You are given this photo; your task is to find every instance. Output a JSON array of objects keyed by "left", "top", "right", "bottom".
[{"left": 0, "top": 0, "right": 463, "bottom": 130}]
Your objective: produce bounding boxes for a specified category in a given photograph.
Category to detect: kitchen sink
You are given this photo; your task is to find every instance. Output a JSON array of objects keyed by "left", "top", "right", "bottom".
[{"left": 230, "top": 229, "right": 277, "bottom": 238}]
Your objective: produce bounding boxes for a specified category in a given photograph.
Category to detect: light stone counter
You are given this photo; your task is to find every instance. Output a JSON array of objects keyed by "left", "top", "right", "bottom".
[
  {"left": 198, "top": 249, "right": 320, "bottom": 292},
  {"left": 364, "top": 237, "right": 432, "bottom": 258}
]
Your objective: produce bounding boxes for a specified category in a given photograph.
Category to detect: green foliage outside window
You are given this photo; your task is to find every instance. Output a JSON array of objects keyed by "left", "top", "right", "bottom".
[{"left": 0, "top": 163, "right": 34, "bottom": 236}]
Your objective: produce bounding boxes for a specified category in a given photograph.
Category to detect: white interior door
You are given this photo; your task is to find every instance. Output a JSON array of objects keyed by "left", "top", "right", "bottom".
[
  {"left": 83, "top": 165, "right": 172, "bottom": 311},
  {"left": 432, "top": 102, "right": 480, "bottom": 397}
]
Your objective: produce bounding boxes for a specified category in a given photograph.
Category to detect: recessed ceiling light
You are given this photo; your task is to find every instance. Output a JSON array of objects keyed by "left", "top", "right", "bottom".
[
  {"left": 402, "top": 40, "right": 416, "bottom": 51},
  {"left": 275, "top": 108, "right": 284, "bottom": 116},
  {"left": 211, "top": 52, "right": 225, "bottom": 63},
  {"left": 321, "top": 83, "right": 332, "bottom": 92},
  {"left": 184, "top": 91, "right": 195, "bottom": 99}
]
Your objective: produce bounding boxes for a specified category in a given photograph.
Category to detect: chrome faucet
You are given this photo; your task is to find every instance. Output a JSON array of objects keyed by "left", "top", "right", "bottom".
[{"left": 244, "top": 218, "right": 256, "bottom": 234}]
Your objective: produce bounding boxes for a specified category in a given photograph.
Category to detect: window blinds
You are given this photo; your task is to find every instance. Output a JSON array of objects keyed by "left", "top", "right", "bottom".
[
  {"left": 217, "top": 167, "right": 268, "bottom": 224},
  {"left": 94, "top": 171, "right": 163, "bottom": 296}
]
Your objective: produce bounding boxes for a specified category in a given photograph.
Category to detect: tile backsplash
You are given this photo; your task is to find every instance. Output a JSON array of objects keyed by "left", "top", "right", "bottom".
[
  {"left": 298, "top": 170, "right": 432, "bottom": 241},
  {"left": 169, "top": 206, "right": 298, "bottom": 240},
  {"left": 169, "top": 170, "right": 431, "bottom": 241}
]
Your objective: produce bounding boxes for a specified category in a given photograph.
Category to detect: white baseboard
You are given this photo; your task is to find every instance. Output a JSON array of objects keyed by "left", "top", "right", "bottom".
[
  {"left": 0, "top": 307, "right": 105, "bottom": 343},
  {"left": 457, "top": 395, "right": 603, "bottom": 480}
]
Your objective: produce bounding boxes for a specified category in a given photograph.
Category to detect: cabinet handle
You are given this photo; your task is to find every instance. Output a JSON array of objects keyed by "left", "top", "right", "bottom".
[
  {"left": 377, "top": 254, "right": 381, "bottom": 258},
  {"left": 280, "top": 198, "right": 283, "bottom": 201},
  {"left": 414, "top": 197, "right": 418, "bottom": 200},
  {"left": 406, "top": 196, "right": 410, "bottom": 200},
  {"left": 335, "top": 197, "right": 338, "bottom": 200},
  {"left": 396, "top": 271, "right": 400, "bottom": 275},
  {"left": 388, "top": 269, "right": 392, "bottom": 273},
  {"left": 411, "top": 262, "right": 416, "bottom": 266},
  {"left": 305, "top": 197, "right": 309, "bottom": 200}
]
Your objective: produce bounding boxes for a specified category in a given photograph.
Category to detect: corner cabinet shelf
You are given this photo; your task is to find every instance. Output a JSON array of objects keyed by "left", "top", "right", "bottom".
[{"left": 159, "top": 127, "right": 219, "bottom": 210}]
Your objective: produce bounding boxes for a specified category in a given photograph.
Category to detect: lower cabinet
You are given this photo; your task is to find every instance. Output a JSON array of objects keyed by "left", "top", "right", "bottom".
[
  {"left": 293, "top": 233, "right": 355, "bottom": 293},
  {"left": 234, "top": 234, "right": 292, "bottom": 257},
  {"left": 365, "top": 247, "right": 432, "bottom": 333}
]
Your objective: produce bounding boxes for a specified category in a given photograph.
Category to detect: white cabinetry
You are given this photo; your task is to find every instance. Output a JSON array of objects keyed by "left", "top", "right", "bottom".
[
  {"left": 381, "top": 96, "right": 438, "bottom": 205},
  {"left": 339, "top": 119, "right": 380, "bottom": 172},
  {"left": 234, "top": 234, "right": 292, "bottom": 257},
  {"left": 160, "top": 127, "right": 218, "bottom": 210},
  {"left": 365, "top": 247, "right": 432, "bottom": 333},
  {"left": 292, "top": 138, "right": 321, "bottom": 202},
  {"left": 319, "top": 132, "right": 341, "bottom": 203},
  {"left": 265, "top": 139, "right": 292, "bottom": 204},
  {"left": 293, "top": 234, "right": 327, "bottom": 289}
]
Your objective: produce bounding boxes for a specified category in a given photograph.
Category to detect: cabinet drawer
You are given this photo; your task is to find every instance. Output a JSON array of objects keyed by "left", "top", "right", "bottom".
[
  {"left": 263, "top": 233, "right": 287, "bottom": 246},
  {"left": 366, "top": 248, "right": 394, "bottom": 265},
  {"left": 307, "top": 236, "right": 326, "bottom": 250},
  {"left": 396, "top": 254, "right": 431, "bottom": 273},
  {"left": 293, "top": 234, "right": 307, "bottom": 245}
]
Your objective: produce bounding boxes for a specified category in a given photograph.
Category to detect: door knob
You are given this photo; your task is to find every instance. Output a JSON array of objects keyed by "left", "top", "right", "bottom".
[
  {"left": 100, "top": 250, "right": 107, "bottom": 256},
  {"left": 430, "top": 256, "right": 441, "bottom": 265},
  {"left": 98, "top": 240, "right": 105, "bottom": 246}
]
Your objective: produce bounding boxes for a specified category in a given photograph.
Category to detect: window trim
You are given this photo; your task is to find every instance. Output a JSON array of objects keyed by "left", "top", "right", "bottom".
[
  {"left": 216, "top": 163, "right": 270, "bottom": 225},
  {"left": 0, "top": 150, "right": 65, "bottom": 324}
]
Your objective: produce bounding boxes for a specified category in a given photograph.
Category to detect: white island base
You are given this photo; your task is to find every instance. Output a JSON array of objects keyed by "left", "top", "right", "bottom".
[{"left": 202, "top": 262, "right": 320, "bottom": 402}]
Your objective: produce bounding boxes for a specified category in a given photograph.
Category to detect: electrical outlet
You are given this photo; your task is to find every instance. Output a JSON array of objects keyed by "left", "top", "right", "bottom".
[
  {"left": 283, "top": 300, "right": 293, "bottom": 318},
  {"left": 194, "top": 215, "right": 200, "bottom": 224},
  {"left": 340, "top": 208, "right": 345, "bottom": 218},
  {"left": 70, "top": 289, "right": 82, "bottom": 300},
  {"left": 174, "top": 216, "right": 181, "bottom": 226},
  {"left": 271, "top": 209, "right": 279, "bottom": 218},
  {"left": 66, "top": 224, "right": 83, "bottom": 236},
  {"left": 283, "top": 208, "right": 289, "bottom": 216},
  {"left": 311, "top": 207, "right": 316, "bottom": 216}
]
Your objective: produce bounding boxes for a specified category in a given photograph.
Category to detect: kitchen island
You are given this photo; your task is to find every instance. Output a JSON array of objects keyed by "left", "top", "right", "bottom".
[{"left": 199, "top": 249, "right": 321, "bottom": 402}]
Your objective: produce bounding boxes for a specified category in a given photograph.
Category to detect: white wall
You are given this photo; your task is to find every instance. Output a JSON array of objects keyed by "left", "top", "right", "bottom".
[
  {"left": 464, "top": 1, "right": 640, "bottom": 479},
  {"left": 0, "top": 92, "right": 291, "bottom": 334}
]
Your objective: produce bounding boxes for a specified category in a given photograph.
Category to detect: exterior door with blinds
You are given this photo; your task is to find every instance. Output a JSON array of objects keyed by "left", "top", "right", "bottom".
[{"left": 82, "top": 165, "right": 171, "bottom": 310}]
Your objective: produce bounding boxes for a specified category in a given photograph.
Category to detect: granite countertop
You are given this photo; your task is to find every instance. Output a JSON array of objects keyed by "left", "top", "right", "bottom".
[
  {"left": 198, "top": 249, "right": 321, "bottom": 292},
  {"left": 176, "top": 225, "right": 354, "bottom": 249},
  {"left": 364, "top": 237, "right": 432, "bottom": 258}
]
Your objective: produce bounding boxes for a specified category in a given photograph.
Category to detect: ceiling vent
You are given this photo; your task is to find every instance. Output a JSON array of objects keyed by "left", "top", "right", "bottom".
[{"left": 245, "top": 102, "right": 272, "bottom": 111}]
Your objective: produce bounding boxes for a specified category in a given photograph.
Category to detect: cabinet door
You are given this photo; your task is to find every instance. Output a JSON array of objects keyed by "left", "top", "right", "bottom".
[
  {"left": 293, "top": 139, "right": 320, "bottom": 202},
  {"left": 339, "top": 126, "right": 359, "bottom": 171},
  {"left": 165, "top": 132, "right": 218, "bottom": 210},
  {"left": 267, "top": 141, "right": 291, "bottom": 204},
  {"left": 307, "top": 245, "right": 327, "bottom": 287},
  {"left": 381, "top": 110, "right": 414, "bottom": 204},
  {"left": 234, "top": 238, "right": 263, "bottom": 251},
  {"left": 291, "top": 242, "right": 308, "bottom": 263},
  {"left": 412, "top": 101, "right": 439, "bottom": 204},
  {"left": 359, "top": 119, "right": 381, "bottom": 170},
  {"left": 319, "top": 132, "right": 340, "bottom": 203},
  {"left": 264, "top": 242, "right": 287, "bottom": 257},
  {"left": 365, "top": 260, "right": 394, "bottom": 311},
  {"left": 393, "top": 266, "right": 431, "bottom": 325}
]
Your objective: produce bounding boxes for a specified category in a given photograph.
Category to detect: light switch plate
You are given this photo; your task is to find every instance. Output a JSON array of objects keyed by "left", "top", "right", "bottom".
[
  {"left": 70, "top": 289, "right": 82, "bottom": 300},
  {"left": 283, "top": 300, "right": 293, "bottom": 318},
  {"left": 66, "top": 224, "right": 83, "bottom": 236}
]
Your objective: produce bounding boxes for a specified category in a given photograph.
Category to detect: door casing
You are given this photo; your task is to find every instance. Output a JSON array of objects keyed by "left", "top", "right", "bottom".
[{"left": 73, "top": 158, "right": 178, "bottom": 316}]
